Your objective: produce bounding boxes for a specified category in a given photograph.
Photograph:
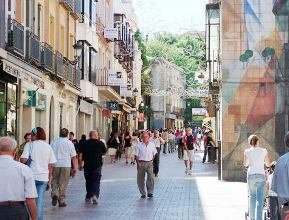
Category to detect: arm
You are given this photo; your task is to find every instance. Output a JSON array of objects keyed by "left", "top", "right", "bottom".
[
  {"left": 48, "top": 164, "right": 53, "bottom": 183},
  {"left": 26, "top": 198, "right": 37, "bottom": 220},
  {"left": 78, "top": 153, "right": 83, "bottom": 170},
  {"left": 71, "top": 156, "right": 78, "bottom": 177},
  {"left": 264, "top": 152, "right": 270, "bottom": 167},
  {"left": 243, "top": 152, "right": 249, "bottom": 167},
  {"left": 160, "top": 137, "right": 165, "bottom": 145}
]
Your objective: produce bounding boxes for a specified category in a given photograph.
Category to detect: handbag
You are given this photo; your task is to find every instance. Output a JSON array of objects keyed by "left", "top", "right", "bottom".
[{"left": 25, "top": 142, "right": 33, "bottom": 167}]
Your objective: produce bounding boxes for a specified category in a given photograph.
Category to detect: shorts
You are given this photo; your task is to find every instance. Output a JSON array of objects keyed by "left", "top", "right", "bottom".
[
  {"left": 183, "top": 150, "right": 195, "bottom": 161},
  {"left": 124, "top": 147, "right": 132, "bottom": 156},
  {"left": 108, "top": 148, "right": 117, "bottom": 156}
]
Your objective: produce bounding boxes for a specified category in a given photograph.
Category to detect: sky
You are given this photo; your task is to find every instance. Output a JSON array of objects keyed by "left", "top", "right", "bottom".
[{"left": 133, "top": 0, "right": 208, "bottom": 36}]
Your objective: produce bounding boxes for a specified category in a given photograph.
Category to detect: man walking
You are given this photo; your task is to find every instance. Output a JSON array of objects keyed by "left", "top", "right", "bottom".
[
  {"left": 271, "top": 131, "right": 289, "bottom": 219},
  {"left": 152, "top": 130, "right": 165, "bottom": 177},
  {"left": 135, "top": 132, "right": 157, "bottom": 198},
  {"left": 183, "top": 128, "right": 197, "bottom": 175},
  {"left": 50, "top": 128, "right": 77, "bottom": 207},
  {"left": 0, "top": 136, "right": 37, "bottom": 220},
  {"left": 79, "top": 130, "right": 106, "bottom": 204}
]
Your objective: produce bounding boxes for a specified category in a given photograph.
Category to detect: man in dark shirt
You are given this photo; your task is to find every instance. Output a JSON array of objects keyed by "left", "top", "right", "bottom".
[{"left": 78, "top": 130, "right": 106, "bottom": 205}]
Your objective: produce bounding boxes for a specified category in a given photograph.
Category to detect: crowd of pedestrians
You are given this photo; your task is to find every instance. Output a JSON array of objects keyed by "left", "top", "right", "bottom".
[{"left": 8, "top": 124, "right": 289, "bottom": 220}]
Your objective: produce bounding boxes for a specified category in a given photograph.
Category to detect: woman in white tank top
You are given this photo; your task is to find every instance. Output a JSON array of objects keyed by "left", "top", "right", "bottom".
[{"left": 244, "top": 134, "right": 270, "bottom": 220}]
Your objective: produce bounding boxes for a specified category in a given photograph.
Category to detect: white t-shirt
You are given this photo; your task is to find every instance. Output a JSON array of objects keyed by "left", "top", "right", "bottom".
[
  {"left": 21, "top": 140, "right": 57, "bottom": 181},
  {"left": 0, "top": 155, "right": 37, "bottom": 202},
  {"left": 51, "top": 137, "right": 77, "bottom": 167},
  {"left": 244, "top": 146, "right": 267, "bottom": 176}
]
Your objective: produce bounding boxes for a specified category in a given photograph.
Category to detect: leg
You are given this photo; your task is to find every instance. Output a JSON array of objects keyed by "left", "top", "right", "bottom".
[
  {"left": 208, "top": 147, "right": 212, "bottom": 162},
  {"left": 91, "top": 167, "right": 102, "bottom": 198},
  {"left": 153, "top": 149, "right": 160, "bottom": 176},
  {"left": 84, "top": 169, "right": 93, "bottom": 199},
  {"left": 269, "top": 196, "right": 280, "bottom": 220},
  {"left": 146, "top": 162, "right": 155, "bottom": 195},
  {"left": 35, "top": 180, "right": 48, "bottom": 220},
  {"left": 58, "top": 167, "right": 71, "bottom": 204},
  {"left": 255, "top": 177, "right": 266, "bottom": 220},
  {"left": 137, "top": 162, "right": 146, "bottom": 196},
  {"left": 51, "top": 167, "right": 60, "bottom": 199},
  {"left": 248, "top": 176, "right": 257, "bottom": 220},
  {"left": 203, "top": 147, "right": 208, "bottom": 163}
]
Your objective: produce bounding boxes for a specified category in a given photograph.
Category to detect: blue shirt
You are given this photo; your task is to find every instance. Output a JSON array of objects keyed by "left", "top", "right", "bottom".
[{"left": 271, "top": 152, "right": 289, "bottom": 203}]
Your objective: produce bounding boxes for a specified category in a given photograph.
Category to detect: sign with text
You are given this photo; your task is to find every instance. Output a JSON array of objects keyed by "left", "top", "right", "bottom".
[
  {"left": 120, "top": 84, "right": 132, "bottom": 97},
  {"left": 104, "top": 28, "right": 119, "bottom": 39},
  {"left": 107, "top": 102, "right": 119, "bottom": 110},
  {"left": 108, "top": 70, "right": 124, "bottom": 86},
  {"left": 192, "top": 108, "right": 208, "bottom": 116}
]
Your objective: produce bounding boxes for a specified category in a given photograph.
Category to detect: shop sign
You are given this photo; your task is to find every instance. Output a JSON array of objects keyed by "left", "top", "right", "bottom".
[
  {"left": 108, "top": 70, "right": 124, "bottom": 86},
  {"left": 102, "top": 109, "right": 112, "bottom": 118},
  {"left": 138, "top": 113, "right": 144, "bottom": 122},
  {"left": 104, "top": 28, "right": 119, "bottom": 39},
  {"left": 36, "top": 93, "right": 46, "bottom": 111},
  {"left": 120, "top": 85, "right": 132, "bottom": 97},
  {"left": 79, "top": 99, "right": 93, "bottom": 115},
  {"left": 107, "top": 101, "right": 119, "bottom": 110},
  {"left": 2, "top": 60, "right": 45, "bottom": 89}
]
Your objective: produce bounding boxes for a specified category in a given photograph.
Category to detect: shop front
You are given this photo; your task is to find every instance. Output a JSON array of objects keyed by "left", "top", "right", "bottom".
[{"left": 0, "top": 71, "right": 17, "bottom": 138}]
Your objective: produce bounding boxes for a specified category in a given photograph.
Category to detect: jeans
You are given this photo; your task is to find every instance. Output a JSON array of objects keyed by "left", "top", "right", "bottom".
[
  {"left": 35, "top": 180, "right": 48, "bottom": 220},
  {"left": 247, "top": 174, "right": 266, "bottom": 220},
  {"left": 84, "top": 167, "right": 102, "bottom": 199},
  {"left": 269, "top": 196, "right": 280, "bottom": 220}
]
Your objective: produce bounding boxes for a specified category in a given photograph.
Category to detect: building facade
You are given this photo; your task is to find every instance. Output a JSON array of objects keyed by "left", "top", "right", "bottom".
[
  {"left": 150, "top": 59, "right": 185, "bottom": 130},
  {"left": 217, "top": 0, "right": 287, "bottom": 181}
]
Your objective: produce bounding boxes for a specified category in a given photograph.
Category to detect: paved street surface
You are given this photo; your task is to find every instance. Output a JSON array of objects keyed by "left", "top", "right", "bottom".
[{"left": 44, "top": 151, "right": 247, "bottom": 220}]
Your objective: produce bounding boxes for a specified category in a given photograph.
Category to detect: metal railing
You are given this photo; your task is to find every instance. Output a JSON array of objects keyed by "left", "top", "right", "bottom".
[
  {"left": 74, "top": 67, "right": 81, "bottom": 88},
  {"left": 7, "top": 19, "right": 25, "bottom": 55},
  {"left": 55, "top": 51, "right": 64, "bottom": 77},
  {"left": 60, "top": 0, "right": 74, "bottom": 10},
  {"left": 41, "top": 42, "right": 53, "bottom": 71},
  {"left": 26, "top": 29, "right": 40, "bottom": 63},
  {"left": 95, "top": 68, "right": 108, "bottom": 85}
]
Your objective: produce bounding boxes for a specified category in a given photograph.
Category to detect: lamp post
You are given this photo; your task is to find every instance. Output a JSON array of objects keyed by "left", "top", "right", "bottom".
[{"left": 72, "top": 41, "right": 83, "bottom": 65}]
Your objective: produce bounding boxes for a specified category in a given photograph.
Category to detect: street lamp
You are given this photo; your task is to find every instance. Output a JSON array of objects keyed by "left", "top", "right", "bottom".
[
  {"left": 132, "top": 88, "right": 139, "bottom": 97},
  {"left": 71, "top": 41, "right": 83, "bottom": 65}
]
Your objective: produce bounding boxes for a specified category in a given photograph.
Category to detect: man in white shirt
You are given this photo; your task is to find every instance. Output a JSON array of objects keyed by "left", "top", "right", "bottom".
[
  {"left": 50, "top": 128, "right": 77, "bottom": 207},
  {"left": 0, "top": 136, "right": 37, "bottom": 220},
  {"left": 135, "top": 132, "right": 157, "bottom": 198}
]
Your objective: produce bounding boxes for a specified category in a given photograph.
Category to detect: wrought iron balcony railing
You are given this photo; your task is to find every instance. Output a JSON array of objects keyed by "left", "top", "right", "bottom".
[
  {"left": 26, "top": 29, "right": 41, "bottom": 64},
  {"left": 7, "top": 19, "right": 25, "bottom": 56},
  {"left": 41, "top": 42, "right": 53, "bottom": 71},
  {"left": 55, "top": 51, "right": 64, "bottom": 78},
  {"left": 74, "top": 67, "right": 81, "bottom": 88},
  {"left": 95, "top": 68, "right": 109, "bottom": 86},
  {"left": 59, "top": 0, "right": 74, "bottom": 11}
]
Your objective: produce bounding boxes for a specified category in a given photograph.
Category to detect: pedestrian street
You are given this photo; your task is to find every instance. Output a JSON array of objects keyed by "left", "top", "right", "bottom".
[{"left": 44, "top": 151, "right": 247, "bottom": 220}]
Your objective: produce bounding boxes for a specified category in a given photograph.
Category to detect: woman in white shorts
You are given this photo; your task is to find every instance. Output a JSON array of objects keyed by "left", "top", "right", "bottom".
[{"left": 107, "top": 132, "right": 119, "bottom": 163}]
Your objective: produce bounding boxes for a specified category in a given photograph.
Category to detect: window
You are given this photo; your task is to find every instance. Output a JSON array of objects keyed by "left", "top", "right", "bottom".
[
  {"left": 90, "top": 48, "right": 97, "bottom": 84},
  {"left": 80, "top": 43, "right": 90, "bottom": 80},
  {"left": 69, "top": 34, "right": 74, "bottom": 60},
  {"left": 37, "top": 4, "right": 43, "bottom": 39},
  {"left": 49, "top": 16, "right": 55, "bottom": 47},
  {"left": 90, "top": 0, "right": 97, "bottom": 26},
  {"left": 60, "top": 25, "right": 65, "bottom": 54}
]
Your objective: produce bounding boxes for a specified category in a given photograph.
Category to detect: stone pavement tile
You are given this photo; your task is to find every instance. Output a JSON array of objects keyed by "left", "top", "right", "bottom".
[{"left": 44, "top": 151, "right": 247, "bottom": 220}]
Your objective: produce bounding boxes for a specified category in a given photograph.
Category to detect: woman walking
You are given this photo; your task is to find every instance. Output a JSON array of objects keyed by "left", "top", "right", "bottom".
[
  {"left": 244, "top": 134, "right": 270, "bottom": 220},
  {"left": 130, "top": 132, "right": 140, "bottom": 165},
  {"left": 20, "top": 127, "right": 56, "bottom": 220},
  {"left": 107, "top": 132, "right": 119, "bottom": 163}
]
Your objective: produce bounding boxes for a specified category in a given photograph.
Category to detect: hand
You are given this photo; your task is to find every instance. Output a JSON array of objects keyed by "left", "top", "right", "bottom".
[
  {"left": 78, "top": 165, "right": 83, "bottom": 171},
  {"left": 71, "top": 168, "right": 77, "bottom": 177}
]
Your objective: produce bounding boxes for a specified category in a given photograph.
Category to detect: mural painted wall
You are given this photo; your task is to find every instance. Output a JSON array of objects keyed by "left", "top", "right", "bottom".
[{"left": 221, "top": 0, "right": 287, "bottom": 181}]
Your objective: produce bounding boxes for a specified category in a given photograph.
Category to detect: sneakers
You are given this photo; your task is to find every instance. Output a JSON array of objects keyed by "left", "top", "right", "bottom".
[
  {"left": 92, "top": 196, "right": 98, "bottom": 205},
  {"left": 52, "top": 196, "right": 58, "bottom": 206},
  {"left": 185, "top": 169, "right": 188, "bottom": 174},
  {"left": 140, "top": 195, "right": 146, "bottom": 198},
  {"left": 147, "top": 193, "right": 154, "bottom": 198},
  {"left": 188, "top": 170, "right": 192, "bottom": 175}
]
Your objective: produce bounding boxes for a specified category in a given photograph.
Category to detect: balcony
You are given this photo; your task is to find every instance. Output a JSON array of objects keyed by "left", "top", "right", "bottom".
[
  {"left": 7, "top": 19, "right": 25, "bottom": 56},
  {"left": 66, "top": 60, "right": 74, "bottom": 83},
  {"left": 73, "top": 0, "right": 81, "bottom": 19},
  {"left": 41, "top": 42, "right": 53, "bottom": 71},
  {"left": 60, "top": 0, "right": 74, "bottom": 11},
  {"left": 55, "top": 51, "right": 64, "bottom": 78},
  {"left": 26, "top": 29, "right": 41, "bottom": 64},
  {"left": 95, "top": 68, "right": 108, "bottom": 86},
  {"left": 74, "top": 67, "right": 81, "bottom": 88}
]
